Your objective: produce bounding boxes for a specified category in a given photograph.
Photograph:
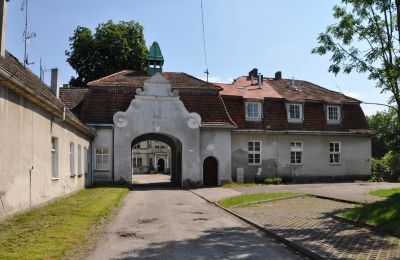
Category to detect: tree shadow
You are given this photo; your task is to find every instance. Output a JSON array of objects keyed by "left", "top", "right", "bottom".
[{"left": 115, "top": 226, "right": 305, "bottom": 260}]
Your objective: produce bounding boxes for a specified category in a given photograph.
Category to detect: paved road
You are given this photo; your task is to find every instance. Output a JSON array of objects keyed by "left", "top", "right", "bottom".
[
  {"left": 232, "top": 196, "right": 400, "bottom": 260},
  {"left": 87, "top": 177, "right": 303, "bottom": 259},
  {"left": 232, "top": 182, "right": 400, "bottom": 203}
]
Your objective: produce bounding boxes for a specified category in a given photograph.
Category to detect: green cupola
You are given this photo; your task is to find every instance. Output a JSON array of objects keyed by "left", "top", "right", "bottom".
[{"left": 147, "top": 41, "right": 164, "bottom": 76}]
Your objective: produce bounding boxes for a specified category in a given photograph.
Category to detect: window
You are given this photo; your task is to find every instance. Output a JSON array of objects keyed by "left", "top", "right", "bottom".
[
  {"left": 96, "top": 147, "right": 109, "bottom": 170},
  {"left": 160, "top": 145, "right": 165, "bottom": 149},
  {"left": 330, "top": 142, "right": 341, "bottom": 164},
  {"left": 133, "top": 157, "right": 143, "bottom": 167},
  {"left": 155, "top": 145, "right": 160, "bottom": 149},
  {"left": 245, "top": 102, "right": 262, "bottom": 120},
  {"left": 70, "top": 142, "right": 75, "bottom": 176},
  {"left": 134, "top": 144, "right": 141, "bottom": 149},
  {"left": 78, "top": 145, "right": 82, "bottom": 176},
  {"left": 290, "top": 142, "right": 303, "bottom": 164},
  {"left": 327, "top": 105, "right": 341, "bottom": 123},
  {"left": 84, "top": 147, "right": 88, "bottom": 174},
  {"left": 149, "top": 157, "right": 153, "bottom": 167},
  {"left": 287, "top": 103, "right": 303, "bottom": 123},
  {"left": 51, "top": 137, "right": 58, "bottom": 178},
  {"left": 248, "top": 141, "right": 261, "bottom": 165}
]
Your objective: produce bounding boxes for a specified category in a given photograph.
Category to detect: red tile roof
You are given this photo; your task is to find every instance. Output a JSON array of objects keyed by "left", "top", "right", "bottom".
[{"left": 59, "top": 87, "right": 89, "bottom": 118}]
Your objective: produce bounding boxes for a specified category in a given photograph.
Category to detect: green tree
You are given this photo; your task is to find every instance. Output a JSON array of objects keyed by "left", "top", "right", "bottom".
[
  {"left": 66, "top": 20, "right": 148, "bottom": 87},
  {"left": 367, "top": 108, "right": 399, "bottom": 158},
  {"left": 312, "top": 0, "right": 400, "bottom": 123}
]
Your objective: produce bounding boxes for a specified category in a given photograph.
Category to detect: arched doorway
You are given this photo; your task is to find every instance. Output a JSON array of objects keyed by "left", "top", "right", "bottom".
[
  {"left": 131, "top": 133, "right": 182, "bottom": 186},
  {"left": 203, "top": 156, "right": 218, "bottom": 186},
  {"left": 157, "top": 158, "right": 165, "bottom": 173}
]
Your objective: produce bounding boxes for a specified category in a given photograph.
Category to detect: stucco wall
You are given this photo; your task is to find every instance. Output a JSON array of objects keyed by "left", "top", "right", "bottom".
[
  {"left": 91, "top": 127, "right": 113, "bottom": 183},
  {"left": 0, "top": 85, "right": 90, "bottom": 218},
  {"left": 200, "top": 129, "right": 232, "bottom": 184},
  {"left": 231, "top": 132, "right": 371, "bottom": 182}
]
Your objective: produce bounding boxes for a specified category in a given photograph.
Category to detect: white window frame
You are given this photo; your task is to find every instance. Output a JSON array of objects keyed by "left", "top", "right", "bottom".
[
  {"left": 287, "top": 103, "right": 303, "bottom": 123},
  {"left": 245, "top": 102, "right": 262, "bottom": 121},
  {"left": 248, "top": 141, "right": 262, "bottom": 165},
  {"left": 329, "top": 142, "right": 341, "bottom": 164},
  {"left": 78, "top": 144, "right": 82, "bottom": 176},
  {"left": 51, "top": 137, "right": 58, "bottom": 179},
  {"left": 95, "top": 147, "right": 110, "bottom": 170},
  {"left": 84, "top": 147, "right": 88, "bottom": 175},
  {"left": 70, "top": 142, "right": 75, "bottom": 176},
  {"left": 290, "top": 141, "right": 303, "bottom": 164},
  {"left": 326, "top": 105, "right": 341, "bottom": 124}
]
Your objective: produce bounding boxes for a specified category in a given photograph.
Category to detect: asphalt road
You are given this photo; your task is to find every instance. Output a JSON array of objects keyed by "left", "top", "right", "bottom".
[{"left": 87, "top": 176, "right": 303, "bottom": 259}]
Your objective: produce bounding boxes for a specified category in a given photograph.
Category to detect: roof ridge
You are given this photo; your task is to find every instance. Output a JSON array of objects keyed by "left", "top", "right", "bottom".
[
  {"left": 297, "top": 79, "right": 360, "bottom": 102},
  {"left": 87, "top": 70, "right": 132, "bottom": 86},
  {"left": 180, "top": 72, "right": 222, "bottom": 90}
]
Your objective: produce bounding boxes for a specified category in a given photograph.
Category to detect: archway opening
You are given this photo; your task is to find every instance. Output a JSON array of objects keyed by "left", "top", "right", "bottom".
[
  {"left": 131, "top": 133, "right": 182, "bottom": 186},
  {"left": 203, "top": 156, "right": 218, "bottom": 186}
]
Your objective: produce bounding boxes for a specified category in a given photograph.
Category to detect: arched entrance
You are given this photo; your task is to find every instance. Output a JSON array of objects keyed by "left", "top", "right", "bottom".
[
  {"left": 131, "top": 133, "right": 182, "bottom": 185},
  {"left": 157, "top": 158, "right": 165, "bottom": 173},
  {"left": 203, "top": 156, "right": 218, "bottom": 186}
]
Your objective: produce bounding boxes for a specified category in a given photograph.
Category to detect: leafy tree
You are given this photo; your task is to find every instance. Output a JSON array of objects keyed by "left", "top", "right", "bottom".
[
  {"left": 367, "top": 108, "right": 399, "bottom": 158},
  {"left": 66, "top": 20, "right": 148, "bottom": 87},
  {"left": 312, "top": 0, "right": 400, "bottom": 123}
]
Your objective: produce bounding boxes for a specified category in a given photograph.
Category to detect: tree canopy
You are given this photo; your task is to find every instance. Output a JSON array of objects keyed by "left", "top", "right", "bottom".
[
  {"left": 65, "top": 20, "right": 148, "bottom": 87},
  {"left": 312, "top": 0, "right": 400, "bottom": 122}
]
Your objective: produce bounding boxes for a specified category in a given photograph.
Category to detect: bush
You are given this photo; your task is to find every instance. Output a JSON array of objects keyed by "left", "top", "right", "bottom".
[
  {"left": 370, "top": 158, "right": 389, "bottom": 182},
  {"left": 264, "top": 177, "right": 283, "bottom": 185},
  {"left": 383, "top": 151, "right": 400, "bottom": 181}
]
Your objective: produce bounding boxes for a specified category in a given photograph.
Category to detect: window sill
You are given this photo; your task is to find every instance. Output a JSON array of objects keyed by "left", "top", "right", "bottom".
[
  {"left": 94, "top": 169, "right": 110, "bottom": 172},
  {"left": 288, "top": 119, "right": 303, "bottom": 124},
  {"left": 245, "top": 118, "right": 262, "bottom": 122},
  {"left": 290, "top": 163, "right": 303, "bottom": 166},
  {"left": 77, "top": 174, "right": 83, "bottom": 178},
  {"left": 330, "top": 163, "right": 342, "bottom": 166},
  {"left": 248, "top": 164, "right": 262, "bottom": 166},
  {"left": 70, "top": 174, "right": 76, "bottom": 178},
  {"left": 327, "top": 121, "right": 341, "bottom": 125},
  {"left": 51, "top": 177, "right": 59, "bottom": 181}
]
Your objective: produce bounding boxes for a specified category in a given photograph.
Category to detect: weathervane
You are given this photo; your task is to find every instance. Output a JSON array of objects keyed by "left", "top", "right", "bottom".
[{"left": 21, "top": 0, "right": 36, "bottom": 67}]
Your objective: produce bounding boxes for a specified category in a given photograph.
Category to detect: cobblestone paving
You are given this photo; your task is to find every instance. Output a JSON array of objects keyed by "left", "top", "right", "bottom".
[{"left": 231, "top": 196, "right": 400, "bottom": 260}]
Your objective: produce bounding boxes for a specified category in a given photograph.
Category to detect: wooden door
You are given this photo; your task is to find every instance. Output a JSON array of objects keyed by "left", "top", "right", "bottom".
[{"left": 203, "top": 157, "right": 218, "bottom": 186}]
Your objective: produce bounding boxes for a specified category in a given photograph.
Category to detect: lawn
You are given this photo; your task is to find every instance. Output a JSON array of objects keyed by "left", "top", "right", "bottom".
[
  {"left": 0, "top": 187, "right": 129, "bottom": 259},
  {"left": 340, "top": 187, "right": 400, "bottom": 233},
  {"left": 218, "top": 192, "right": 298, "bottom": 208},
  {"left": 221, "top": 182, "right": 260, "bottom": 188}
]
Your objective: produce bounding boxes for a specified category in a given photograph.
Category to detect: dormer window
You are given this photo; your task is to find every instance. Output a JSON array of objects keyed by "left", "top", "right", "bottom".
[
  {"left": 245, "top": 102, "right": 262, "bottom": 121},
  {"left": 287, "top": 103, "right": 303, "bottom": 123},
  {"left": 326, "top": 105, "right": 341, "bottom": 124}
]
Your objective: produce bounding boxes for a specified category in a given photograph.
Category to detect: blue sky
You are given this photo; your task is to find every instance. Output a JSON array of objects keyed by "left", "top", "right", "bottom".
[{"left": 6, "top": 0, "right": 390, "bottom": 115}]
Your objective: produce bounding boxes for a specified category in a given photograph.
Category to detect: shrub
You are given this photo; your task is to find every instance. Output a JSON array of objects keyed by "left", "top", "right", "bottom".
[
  {"left": 264, "top": 177, "right": 283, "bottom": 185},
  {"left": 383, "top": 151, "right": 400, "bottom": 181},
  {"left": 370, "top": 158, "right": 389, "bottom": 182}
]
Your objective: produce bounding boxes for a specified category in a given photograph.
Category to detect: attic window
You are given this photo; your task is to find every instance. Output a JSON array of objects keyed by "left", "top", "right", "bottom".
[
  {"left": 326, "top": 105, "right": 341, "bottom": 124},
  {"left": 245, "top": 102, "right": 262, "bottom": 121},
  {"left": 287, "top": 103, "right": 303, "bottom": 123}
]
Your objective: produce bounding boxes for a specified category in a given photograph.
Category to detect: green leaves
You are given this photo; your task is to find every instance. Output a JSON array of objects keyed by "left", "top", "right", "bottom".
[{"left": 66, "top": 20, "right": 148, "bottom": 87}]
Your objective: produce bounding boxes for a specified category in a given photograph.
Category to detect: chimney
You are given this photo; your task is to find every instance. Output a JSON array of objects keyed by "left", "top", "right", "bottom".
[
  {"left": 51, "top": 68, "right": 60, "bottom": 98},
  {"left": 275, "top": 71, "right": 282, "bottom": 80},
  {"left": 258, "top": 73, "right": 263, "bottom": 89},
  {"left": 248, "top": 68, "right": 258, "bottom": 79},
  {"left": 0, "top": 0, "right": 9, "bottom": 57}
]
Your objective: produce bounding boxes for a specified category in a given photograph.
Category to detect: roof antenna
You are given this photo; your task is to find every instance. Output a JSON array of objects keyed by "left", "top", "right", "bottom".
[
  {"left": 21, "top": 0, "right": 36, "bottom": 67},
  {"left": 333, "top": 80, "right": 343, "bottom": 93},
  {"left": 200, "top": 0, "right": 209, "bottom": 83}
]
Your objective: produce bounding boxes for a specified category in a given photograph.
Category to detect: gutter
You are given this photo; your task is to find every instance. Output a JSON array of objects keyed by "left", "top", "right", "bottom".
[
  {"left": 200, "top": 124, "right": 238, "bottom": 129},
  {"left": 233, "top": 129, "right": 373, "bottom": 136}
]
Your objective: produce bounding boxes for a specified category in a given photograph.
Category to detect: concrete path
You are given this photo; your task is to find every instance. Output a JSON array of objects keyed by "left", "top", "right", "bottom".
[
  {"left": 87, "top": 182, "right": 303, "bottom": 259},
  {"left": 232, "top": 196, "right": 400, "bottom": 260},
  {"left": 232, "top": 182, "right": 400, "bottom": 203}
]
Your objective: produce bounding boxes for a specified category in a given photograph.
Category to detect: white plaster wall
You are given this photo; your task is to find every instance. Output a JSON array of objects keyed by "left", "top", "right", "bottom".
[
  {"left": 200, "top": 129, "right": 232, "bottom": 184},
  {"left": 231, "top": 132, "right": 371, "bottom": 182},
  {"left": 91, "top": 127, "right": 113, "bottom": 183},
  {"left": 0, "top": 86, "right": 90, "bottom": 218}
]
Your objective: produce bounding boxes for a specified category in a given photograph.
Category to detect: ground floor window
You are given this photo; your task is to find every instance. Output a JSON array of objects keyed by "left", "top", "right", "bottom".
[
  {"left": 78, "top": 144, "right": 82, "bottom": 176},
  {"left": 51, "top": 137, "right": 58, "bottom": 178},
  {"left": 70, "top": 142, "right": 75, "bottom": 176},
  {"left": 96, "top": 147, "right": 109, "bottom": 170},
  {"left": 290, "top": 141, "right": 303, "bottom": 164},
  {"left": 248, "top": 141, "right": 261, "bottom": 165},
  {"left": 330, "top": 142, "right": 341, "bottom": 164},
  {"left": 133, "top": 157, "right": 143, "bottom": 167}
]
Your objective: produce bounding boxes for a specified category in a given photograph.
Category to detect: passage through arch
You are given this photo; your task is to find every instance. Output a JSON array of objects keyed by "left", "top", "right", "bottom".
[{"left": 203, "top": 156, "right": 218, "bottom": 186}]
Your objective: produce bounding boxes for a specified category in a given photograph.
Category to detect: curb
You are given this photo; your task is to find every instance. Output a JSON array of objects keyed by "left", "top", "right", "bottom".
[
  {"left": 214, "top": 201, "right": 326, "bottom": 260},
  {"left": 332, "top": 214, "right": 400, "bottom": 239},
  {"left": 229, "top": 194, "right": 306, "bottom": 208},
  {"left": 309, "top": 194, "right": 364, "bottom": 205}
]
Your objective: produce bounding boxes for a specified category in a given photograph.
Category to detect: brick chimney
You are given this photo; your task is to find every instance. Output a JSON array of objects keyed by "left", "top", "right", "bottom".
[
  {"left": 275, "top": 71, "right": 282, "bottom": 80},
  {"left": 51, "top": 68, "right": 60, "bottom": 98},
  {"left": 0, "top": 0, "right": 9, "bottom": 57}
]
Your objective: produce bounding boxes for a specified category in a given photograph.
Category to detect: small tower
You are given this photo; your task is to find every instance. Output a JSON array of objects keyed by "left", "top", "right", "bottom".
[{"left": 147, "top": 41, "right": 164, "bottom": 76}]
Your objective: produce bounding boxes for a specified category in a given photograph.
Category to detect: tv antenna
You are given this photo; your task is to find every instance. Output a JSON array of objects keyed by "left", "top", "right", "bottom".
[
  {"left": 200, "top": 0, "right": 209, "bottom": 83},
  {"left": 21, "top": 0, "right": 36, "bottom": 67}
]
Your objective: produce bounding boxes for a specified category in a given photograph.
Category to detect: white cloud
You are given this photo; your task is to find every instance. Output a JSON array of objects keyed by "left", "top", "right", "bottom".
[
  {"left": 199, "top": 76, "right": 234, "bottom": 84},
  {"left": 343, "top": 91, "right": 363, "bottom": 100}
]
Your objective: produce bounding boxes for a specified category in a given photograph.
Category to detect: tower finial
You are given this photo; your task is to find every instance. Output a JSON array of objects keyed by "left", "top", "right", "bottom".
[{"left": 146, "top": 41, "right": 164, "bottom": 76}]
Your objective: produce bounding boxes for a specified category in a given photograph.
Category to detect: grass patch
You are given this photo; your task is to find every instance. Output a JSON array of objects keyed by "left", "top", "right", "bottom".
[
  {"left": 369, "top": 187, "right": 400, "bottom": 198},
  {"left": 341, "top": 188, "right": 400, "bottom": 233},
  {"left": 0, "top": 187, "right": 129, "bottom": 260},
  {"left": 218, "top": 192, "right": 298, "bottom": 208},
  {"left": 221, "top": 182, "right": 260, "bottom": 188}
]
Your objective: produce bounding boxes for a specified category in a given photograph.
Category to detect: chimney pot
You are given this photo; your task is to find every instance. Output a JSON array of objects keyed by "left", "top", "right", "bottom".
[
  {"left": 51, "top": 68, "right": 60, "bottom": 99},
  {"left": 0, "top": 0, "right": 9, "bottom": 57},
  {"left": 275, "top": 71, "right": 282, "bottom": 80}
]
